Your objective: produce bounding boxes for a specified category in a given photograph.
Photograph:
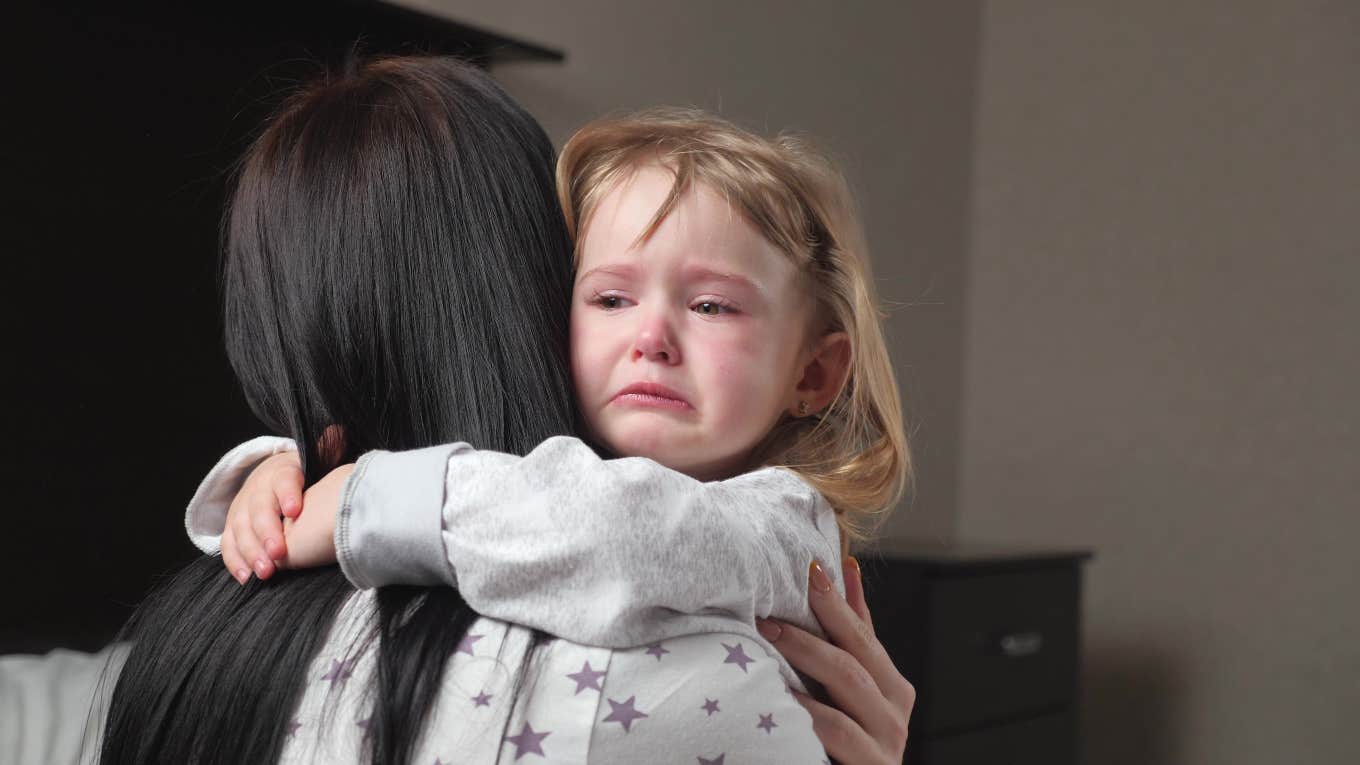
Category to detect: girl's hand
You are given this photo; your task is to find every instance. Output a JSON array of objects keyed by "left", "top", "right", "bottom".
[
  {"left": 220, "top": 452, "right": 305, "bottom": 583},
  {"left": 756, "top": 558, "right": 916, "bottom": 765},
  {"left": 220, "top": 455, "right": 352, "bottom": 583},
  {"left": 278, "top": 464, "right": 352, "bottom": 571}
]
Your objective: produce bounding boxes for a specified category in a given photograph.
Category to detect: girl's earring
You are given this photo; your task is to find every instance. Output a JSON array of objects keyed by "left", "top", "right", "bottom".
[{"left": 798, "top": 400, "right": 810, "bottom": 417}]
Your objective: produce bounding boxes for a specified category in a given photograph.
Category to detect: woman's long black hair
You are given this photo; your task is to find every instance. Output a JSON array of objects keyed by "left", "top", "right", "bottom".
[{"left": 98, "top": 55, "right": 577, "bottom": 764}]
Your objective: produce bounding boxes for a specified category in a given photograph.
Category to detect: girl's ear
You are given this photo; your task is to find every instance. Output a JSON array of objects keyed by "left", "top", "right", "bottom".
[{"left": 790, "top": 331, "right": 852, "bottom": 416}]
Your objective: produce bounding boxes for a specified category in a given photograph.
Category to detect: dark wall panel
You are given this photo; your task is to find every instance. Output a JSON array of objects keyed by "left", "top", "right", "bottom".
[{"left": 0, "top": 0, "right": 558, "bottom": 652}]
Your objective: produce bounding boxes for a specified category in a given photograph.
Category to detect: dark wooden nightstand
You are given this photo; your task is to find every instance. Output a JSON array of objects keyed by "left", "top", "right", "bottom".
[{"left": 858, "top": 542, "right": 1093, "bottom": 765}]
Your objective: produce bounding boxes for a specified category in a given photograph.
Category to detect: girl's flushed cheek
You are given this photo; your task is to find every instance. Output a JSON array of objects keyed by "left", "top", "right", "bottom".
[{"left": 699, "top": 326, "right": 793, "bottom": 430}]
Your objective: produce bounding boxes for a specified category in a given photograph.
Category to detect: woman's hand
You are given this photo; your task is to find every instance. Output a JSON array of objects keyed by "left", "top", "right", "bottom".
[
  {"left": 756, "top": 558, "right": 916, "bottom": 765},
  {"left": 220, "top": 453, "right": 351, "bottom": 583}
]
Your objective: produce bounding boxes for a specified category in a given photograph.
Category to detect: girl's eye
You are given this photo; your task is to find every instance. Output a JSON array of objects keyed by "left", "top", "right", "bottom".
[
  {"left": 692, "top": 300, "right": 734, "bottom": 317},
  {"left": 590, "top": 292, "right": 632, "bottom": 310}
]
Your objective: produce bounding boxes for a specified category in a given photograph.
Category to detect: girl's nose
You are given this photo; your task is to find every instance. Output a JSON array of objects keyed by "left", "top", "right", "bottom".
[{"left": 632, "top": 312, "right": 681, "bottom": 364}]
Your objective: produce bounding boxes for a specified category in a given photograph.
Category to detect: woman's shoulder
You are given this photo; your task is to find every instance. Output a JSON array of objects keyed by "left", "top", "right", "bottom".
[
  {"left": 589, "top": 632, "right": 828, "bottom": 764},
  {"left": 286, "top": 612, "right": 828, "bottom": 764},
  {"left": 284, "top": 610, "right": 531, "bottom": 763}
]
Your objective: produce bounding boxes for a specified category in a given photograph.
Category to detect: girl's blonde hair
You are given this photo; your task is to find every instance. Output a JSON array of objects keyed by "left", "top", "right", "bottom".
[{"left": 558, "top": 108, "right": 911, "bottom": 553}]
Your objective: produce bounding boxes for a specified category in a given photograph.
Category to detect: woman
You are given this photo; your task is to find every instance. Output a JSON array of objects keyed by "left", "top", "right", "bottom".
[{"left": 1, "top": 55, "right": 911, "bottom": 764}]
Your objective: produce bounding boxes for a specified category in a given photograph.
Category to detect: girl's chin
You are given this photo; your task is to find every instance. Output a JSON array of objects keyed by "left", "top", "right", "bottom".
[
  {"left": 605, "top": 433, "right": 682, "bottom": 462},
  {"left": 601, "top": 428, "right": 689, "bottom": 464},
  {"left": 601, "top": 431, "right": 749, "bottom": 482}
]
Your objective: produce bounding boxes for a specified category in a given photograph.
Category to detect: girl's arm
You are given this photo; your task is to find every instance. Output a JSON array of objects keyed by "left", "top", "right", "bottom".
[
  {"left": 347, "top": 436, "right": 843, "bottom": 646},
  {"left": 184, "top": 436, "right": 297, "bottom": 555},
  {"left": 184, "top": 436, "right": 844, "bottom": 647}
]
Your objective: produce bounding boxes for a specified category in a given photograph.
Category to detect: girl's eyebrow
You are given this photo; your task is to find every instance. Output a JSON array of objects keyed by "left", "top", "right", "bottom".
[
  {"left": 574, "top": 263, "right": 762, "bottom": 296},
  {"left": 682, "top": 265, "right": 761, "bottom": 295},
  {"left": 575, "top": 263, "right": 637, "bottom": 285}
]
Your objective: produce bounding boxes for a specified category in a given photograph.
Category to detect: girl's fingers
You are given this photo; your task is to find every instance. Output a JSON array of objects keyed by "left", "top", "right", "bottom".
[
  {"left": 790, "top": 688, "right": 885, "bottom": 765},
  {"left": 842, "top": 556, "right": 874, "bottom": 631},
  {"left": 220, "top": 527, "right": 251, "bottom": 585},
  {"left": 249, "top": 488, "right": 288, "bottom": 563},
  {"left": 761, "top": 618, "right": 900, "bottom": 743},
  {"left": 233, "top": 509, "right": 274, "bottom": 580},
  {"left": 273, "top": 462, "right": 305, "bottom": 519},
  {"left": 218, "top": 453, "right": 299, "bottom": 583},
  {"left": 808, "top": 562, "right": 908, "bottom": 708}
]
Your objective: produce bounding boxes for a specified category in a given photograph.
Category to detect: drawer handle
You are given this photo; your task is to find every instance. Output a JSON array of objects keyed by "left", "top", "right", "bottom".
[{"left": 998, "top": 631, "right": 1044, "bottom": 658}]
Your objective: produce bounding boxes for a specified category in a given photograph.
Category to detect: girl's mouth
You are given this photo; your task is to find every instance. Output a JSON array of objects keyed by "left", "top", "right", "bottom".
[{"left": 610, "top": 382, "right": 693, "bottom": 411}]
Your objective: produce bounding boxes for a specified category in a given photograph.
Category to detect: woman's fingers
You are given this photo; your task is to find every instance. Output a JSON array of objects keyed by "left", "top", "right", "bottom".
[
  {"left": 841, "top": 559, "right": 916, "bottom": 727},
  {"left": 758, "top": 617, "right": 900, "bottom": 744},
  {"left": 790, "top": 688, "right": 890, "bottom": 765},
  {"left": 808, "top": 561, "right": 911, "bottom": 710},
  {"left": 770, "top": 558, "right": 918, "bottom": 764},
  {"left": 842, "top": 557, "right": 874, "bottom": 630}
]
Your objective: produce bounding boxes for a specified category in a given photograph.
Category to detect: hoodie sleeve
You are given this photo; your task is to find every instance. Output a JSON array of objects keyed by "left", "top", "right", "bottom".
[
  {"left": 340, "top": 436, "right": 844, "bottom": 647},
  {"left": 183, "top": 436, "right": 298, "bottom": 555}
]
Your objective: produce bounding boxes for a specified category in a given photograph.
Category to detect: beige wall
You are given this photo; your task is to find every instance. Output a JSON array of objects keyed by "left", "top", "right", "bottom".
[
  {"left": 957, "top": 2, "right": 1359, "bottom": 763},
  {"left": 398, "top": 1, "right": 1357, "bottom": 762},
  {"left": 398, "top": 0, "right": 983, "bottom": 543}
]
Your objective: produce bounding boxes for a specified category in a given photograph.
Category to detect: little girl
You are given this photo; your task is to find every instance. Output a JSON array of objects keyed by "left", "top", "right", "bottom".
[{"left": 187, "top": 109, "right": 909, "bottom": 759}]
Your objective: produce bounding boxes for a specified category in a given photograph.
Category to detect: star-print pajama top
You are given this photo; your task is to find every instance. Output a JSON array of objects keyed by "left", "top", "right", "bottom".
[
  {"left": 189, "top": 435, "right": 847, "bottom": 764},
  {"left": 0, "top": 435, "right": 846, "bottom": 764},
  {"left": 279, "top": 593, "right": 827, "bottom": 763}
]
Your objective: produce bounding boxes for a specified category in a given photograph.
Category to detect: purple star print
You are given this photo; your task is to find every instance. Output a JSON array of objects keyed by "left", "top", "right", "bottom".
[
  {"left": 456, "top": 633, "right": 484, "bottom": 656},
  {"left": 566, "top": 660, "right": 606, "bottom": 694},
  {"left": 321, "top": 658, "right": 355, "bottom": 688},
  {"left": 721, "top": 642, "right": 755, "bottom": 673},
  {"left": 472, "top": 690, "right": 494, "bottom": 707},
  {"left": 701, "top": 698, "right": 721, "bottom": 716},
  {"left": 757, "top": 713, "right": 778, "bottom": 734},
  {"left": 285, "top": 719, "right": 302, "bottom": 738},
  {"left": 697, "top": 755, "right": 726, "bottom": 765},
  {"left": 644, "top": 642, "right": 670, "bottom": 660},
  {"left": 503, "top": 721, "right": 550, "bottom": 760},
  {"left": 602, "top": 695, "right": 649, "bottom": 733},
  {"left": 356, "top": 715, "right": 373, "bottom": 739}
]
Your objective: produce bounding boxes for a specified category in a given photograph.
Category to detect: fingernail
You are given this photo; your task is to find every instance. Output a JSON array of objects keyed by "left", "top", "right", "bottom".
[
  {"left": 809, "top": 560, "right": 832, "bottom": 593},
  {"left": 847, "top": 555, "right": 861, "bottom": 581},
  {"left": 235, "top": 569, "right": 250, "bottom": 585},
  {"left": 254, "top": 558, "right": 270, "bottom": 578},
  {"left": 756, "top": 617, "right": 783, "bottom": 641}
]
